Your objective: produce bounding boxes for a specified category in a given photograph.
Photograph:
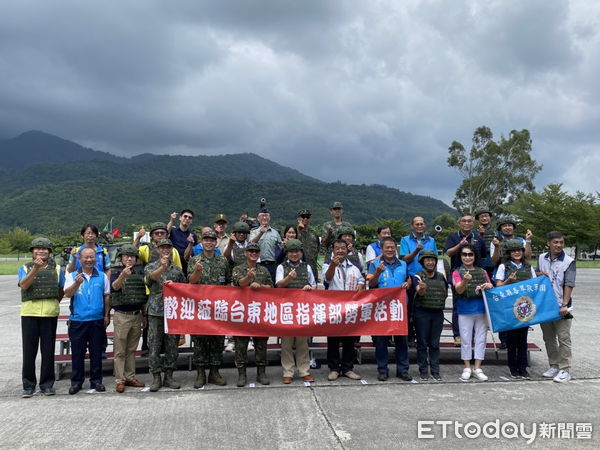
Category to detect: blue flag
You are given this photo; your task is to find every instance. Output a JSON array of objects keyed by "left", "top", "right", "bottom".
[{"left": 483, "top": 276, "right": 561, "bottom": 333}]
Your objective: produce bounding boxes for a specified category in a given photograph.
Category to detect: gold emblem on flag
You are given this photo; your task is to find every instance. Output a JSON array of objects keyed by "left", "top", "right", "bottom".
[{"left": 513, "top": 296, "right": 536, "bottom": 322}]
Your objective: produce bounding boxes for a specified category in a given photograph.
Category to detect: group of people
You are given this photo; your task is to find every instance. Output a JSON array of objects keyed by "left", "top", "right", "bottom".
[{"left": 18, "top": 203, "right": 576, "bottom": 397}]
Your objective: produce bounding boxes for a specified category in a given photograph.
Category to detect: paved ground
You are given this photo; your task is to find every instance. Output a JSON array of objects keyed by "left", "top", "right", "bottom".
[{"left": 0, "top": 271, "right": 598, "bottom": 449}]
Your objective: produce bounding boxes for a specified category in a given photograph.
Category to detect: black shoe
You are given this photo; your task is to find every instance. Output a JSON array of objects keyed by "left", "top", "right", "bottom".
[
  {"left": 419, "top": 374, "right": 429, "bottom": 381},
  {"left": 431, "top": 374, "right": 442, "bottom": 381},
  {"left": 397, "top": 372, "right": 413, "bottom": 382},
  {"left": 510, "top": 369, "right": 522, "bottom": 379},
  {"left": 69, "top": 385, "right": 82, "bottom": 395},
  {"left": 519, "top": 369, "right": 531, "bottom": 380},
  {"left": 21, "top": 389, "right": 35, "bottom": 398},
  {"left": 377, "top": 372, "right": 389, "bottom": 381},
  {"left": 91, "top": 383, "right": 106, "bottom": 392},
  {"left": 41, "top": 387, "right": 55, "bottom": 396}
]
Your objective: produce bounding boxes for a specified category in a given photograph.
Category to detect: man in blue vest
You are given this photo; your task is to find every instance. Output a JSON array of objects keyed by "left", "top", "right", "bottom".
[
  {"left": 63, "top": 247, "right": 110, "bottom": 394},
  {"left": 367, "top": 237, "right": 413, "bottom": 382}
]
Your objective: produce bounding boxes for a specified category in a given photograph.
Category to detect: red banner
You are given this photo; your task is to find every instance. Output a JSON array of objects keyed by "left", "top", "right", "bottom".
[{"left": 162, "top": 283, "right": 407, "bottom": 337}]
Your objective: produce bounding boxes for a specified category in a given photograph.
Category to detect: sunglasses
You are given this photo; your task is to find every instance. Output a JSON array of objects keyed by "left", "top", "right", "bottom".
[
  {"left": 182, "top": 215, "right": 193, "bottom": 219},
  {"left": 461, "top": 252, "right": 475, "bottom": 257},
  {"left": 300, "top": 215, "right": 311, "bottom": 219}
]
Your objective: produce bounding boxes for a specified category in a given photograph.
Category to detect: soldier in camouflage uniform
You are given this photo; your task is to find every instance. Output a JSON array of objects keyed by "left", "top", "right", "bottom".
[
  {"left": 231, "top": 242, "right": 273, "bottom": 387},
  {"left": 144, "top": 239, "right": 186, "bottom": 392},
  {"left": 188, "top": 230, "right": 231, "bottom": 387},
  {"left": 224, "top": 221, "right": 251, "bottom": 268},
  {"left": 275, "top": 239, "right": 317, "bottom": 384},
  {"left": 110, "top": 244, "right": 147, "bottom": 393},
  {"left": 475, "top": 208, "right": 496, "bottom": 278},
  {"left": 320, "top": 202, "right": 353, "bottom": 256},
  {"left": 296, "top": 209, "right": 320, "bottom": 282}
]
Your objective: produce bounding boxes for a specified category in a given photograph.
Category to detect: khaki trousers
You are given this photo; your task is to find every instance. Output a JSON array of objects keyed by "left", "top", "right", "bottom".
[
  {"left": 281, "top": 336, "right": 310, "bottom": 377},
  {"left": 540, "top": 318, "right": 572, "bottom": 371},
  {"left": 113, "top": 311, "right": 142, "bottom": 383}
]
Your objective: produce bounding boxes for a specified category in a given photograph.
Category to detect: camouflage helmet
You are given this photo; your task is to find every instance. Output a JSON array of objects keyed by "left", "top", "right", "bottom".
[
  {"left": 202, "top": 230, "right": 218, "bottom": 240},
  {"left": 150, "top": 222, "right": 168, "bottom": 234},
  {"left": 284, "top": 239, "right": 303, "bottom": 252},
  {"left": 246, "top": 242, "right": 260, "bottom": 251},
  {"left": 418, "top": 249, "right": 438, "bottom": 265},
  {"left": 29, "top": 237, "right": 53, "bottom": 252},
  {"left": 297, "top": 209, "right": 312, "bottom": 216},
  {"left": 117, "top": 244, "right": 139, "bottom": 258},
  {"left": 474, "top": 208, "right": 493, "bottom": 220},
  {"left": 496, "top": 215, "right": 518, "bottom": 231},
  {"left": 336, "top": 226, "right": 355, "bottom": 239},
  {"left": 232, "top": 221, "right": 250, "bottom": 233},
  {"left": 156, "top": 238, "right": 173, "bottom": 247},
  {"left": 503, "top": 239, "right": 525, "bottom": 252}
]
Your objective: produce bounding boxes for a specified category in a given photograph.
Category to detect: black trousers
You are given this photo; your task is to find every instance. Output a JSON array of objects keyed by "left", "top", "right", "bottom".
[
  {"left": 507, "top": 326, "right": 529, "bottom": 371},
  {"left": 68, "top": 319, "right": 104, "bottom": 387},
  {"left": 22, "top": 316, "right": 58, "bottom": 390},
  {"left": 327, "top": 337, "right": 356, "bottom": 373}
]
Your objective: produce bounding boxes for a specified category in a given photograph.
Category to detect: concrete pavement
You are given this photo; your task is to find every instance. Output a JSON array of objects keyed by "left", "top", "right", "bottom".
[{"left": 0, "top": 271, "right": 598, "bottom": 449}]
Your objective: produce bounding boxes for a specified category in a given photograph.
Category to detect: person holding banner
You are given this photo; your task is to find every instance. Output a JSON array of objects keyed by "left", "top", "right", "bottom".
[
  {"left": 231, "top": 242, "right": 273, "bottom": 387},
  {"left": 276, "top": 239, "right": 317, "bottom": 384},
  {"left": 323, "top": 239, "right": 365, "bottom": 381},
  {"left": 452, "top": 244, "right": 493, "bottom": 382},
  {"left": 367, "top": 237, "right": 413, "bottom": 382},
  {"left": 188, "top": 230, "right": 231, "bottom": 388},
  {"left": 413, "top": 250, "right": 447, "bottom": 381},
  {"left": 144, "top": 239, "right": 186, "bottom": 392},
  {"left": 537, "top": 231, "right": 576, "bottom": 383},
  {"left": 495, "top": 239, "right": 537, "bottom": 379}
]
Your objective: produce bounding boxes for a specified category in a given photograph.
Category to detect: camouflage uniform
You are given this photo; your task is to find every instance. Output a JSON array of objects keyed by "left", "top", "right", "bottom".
[
  {"left": 298, "top": 228, "right": 320, "bottom": 282},
  {"left": 187, "top": 253, "right": 231, "bottom": 367},
  {"left": 321, "top": 220, "right": 353, "bottom": 256},
  {"left": 231, "top": 262, "right": 273, "bottom": 368},
  {"left": 144, "top": 260, "right": 186, "bottom": 374}
]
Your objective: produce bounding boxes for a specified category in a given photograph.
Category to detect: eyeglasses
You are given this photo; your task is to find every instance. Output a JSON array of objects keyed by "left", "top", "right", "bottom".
[
  {"left": 153, "top": 231, "right": 167, "bottom": 235},
  {"left": 461, "top": 252, "right": 474, "bottom": 257}
]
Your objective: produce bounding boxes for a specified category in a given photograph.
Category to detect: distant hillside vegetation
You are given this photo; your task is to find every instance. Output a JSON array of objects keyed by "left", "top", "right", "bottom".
[{"left": 0, "top": 130, "right": 455, "bottom": 234}]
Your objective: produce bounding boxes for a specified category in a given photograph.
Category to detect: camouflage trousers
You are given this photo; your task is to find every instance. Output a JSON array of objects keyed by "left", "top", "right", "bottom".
[
  {"left": 234, "top": 337, "right": 268, "bottom": 368},
  {"left": 192, "top": 335, "right": 224, "bottom": 367},
  {"left": 147, "top": 315, "right": 179, "bottom": 374}
]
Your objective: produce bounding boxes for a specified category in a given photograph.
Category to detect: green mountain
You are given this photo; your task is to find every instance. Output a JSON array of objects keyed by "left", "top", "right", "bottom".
[{"left": 0, "top": 131, "right": 455, "bottom": 234}]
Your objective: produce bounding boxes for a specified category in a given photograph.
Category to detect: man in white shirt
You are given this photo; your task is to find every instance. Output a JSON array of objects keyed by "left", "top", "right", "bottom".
[{"left": 322, "top": 239, "right": 365, "bottom": 381}]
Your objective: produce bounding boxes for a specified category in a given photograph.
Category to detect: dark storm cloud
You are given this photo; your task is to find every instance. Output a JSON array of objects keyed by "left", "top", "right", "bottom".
[{"left": 1, "top": 0, "right": 599, "bottom": 203}]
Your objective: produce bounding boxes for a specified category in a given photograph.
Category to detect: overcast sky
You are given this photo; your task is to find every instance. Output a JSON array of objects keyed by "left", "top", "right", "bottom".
[{"left": 1, "top": 0, "right": 598, "bottom": 205}]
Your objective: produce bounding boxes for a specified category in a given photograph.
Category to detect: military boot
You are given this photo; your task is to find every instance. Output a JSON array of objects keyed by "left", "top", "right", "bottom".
[
  {"left": 208, "top": 366, "right": 227, "bottom": 386},
  {"left": 149, "top": 373, "right": 162, "bottom": 392},
  {"left": 236, "top": 367, "right": 247, "bottom": 387},
  {"left": 163, "top": 370, "right": 181, "bottom": 389},
  {"left": 257, "top": 365, "right": 270, "bottom": 385},
  {"left": 194, "top": 367, "right": 206, "bottom": 389}
]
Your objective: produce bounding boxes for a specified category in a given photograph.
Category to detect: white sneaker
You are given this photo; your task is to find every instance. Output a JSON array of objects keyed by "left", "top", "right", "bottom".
[
  {"left": 225, "top": 341, "right": 235, "bottom": 352},
  {"left": 473, "top": 368, "right": 488, "bottom": 381},
  {"left": 460, "top": 368, "right": 472, "bottom": 381},
  {"left": 553, "top": 370, "right": 571, "bottom": 383},
  {"left": 247, "top": 339, "right": 254, "bottom": 351},
  {"left": 542, "top": 367, "right": 559, "bottom": 378}
]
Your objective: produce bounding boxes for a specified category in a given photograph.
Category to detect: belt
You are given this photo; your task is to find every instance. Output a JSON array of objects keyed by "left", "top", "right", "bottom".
[{"left": 114, "top": 309, "right": 142, "bottom": 316}]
